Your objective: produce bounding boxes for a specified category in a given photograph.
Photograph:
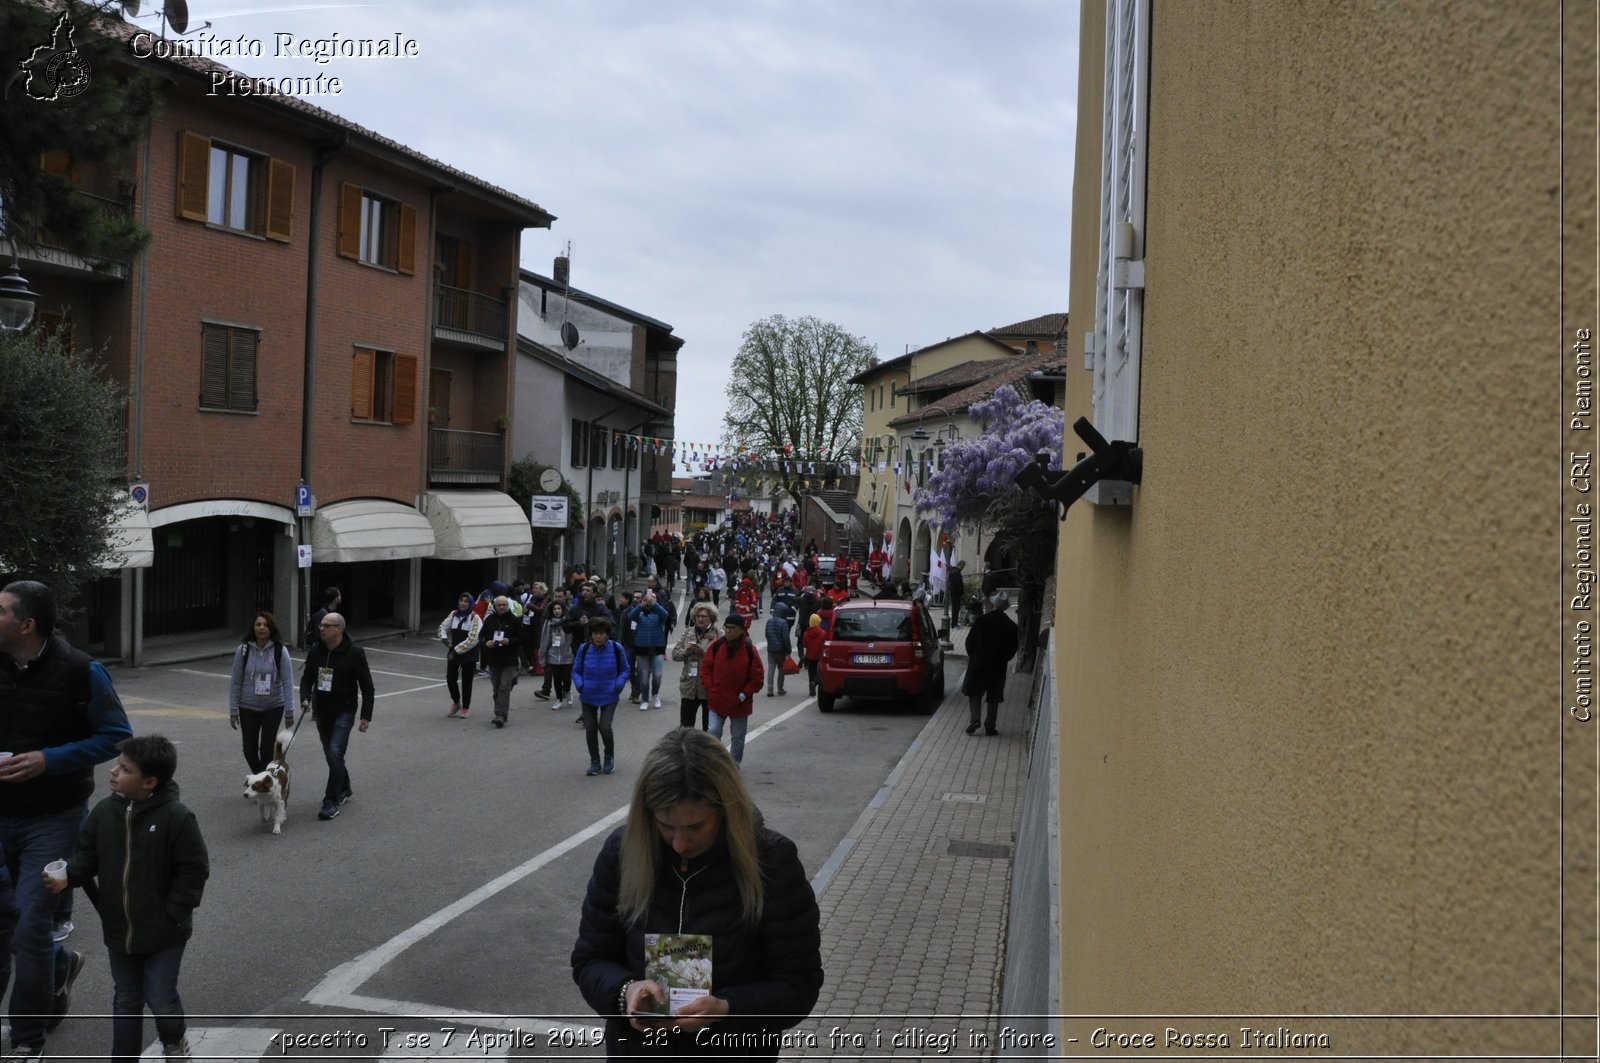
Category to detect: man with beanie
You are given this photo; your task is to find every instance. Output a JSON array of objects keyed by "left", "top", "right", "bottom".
[{"left": 700, "top": 614, "right": 764, "bottom": 765}]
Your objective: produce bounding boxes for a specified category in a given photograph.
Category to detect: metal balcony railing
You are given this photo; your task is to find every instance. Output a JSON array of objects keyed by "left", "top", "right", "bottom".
[
  {"left": 433, "top": 283, "right": 508, "bottom": 348},
  {"left": 428, "top": 428, "right": 504, "bottom": 484}
]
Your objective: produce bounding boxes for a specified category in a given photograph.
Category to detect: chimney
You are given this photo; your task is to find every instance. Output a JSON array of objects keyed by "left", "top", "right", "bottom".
[{"left": 553, "top": 255, "right": 570, "bottom": 287}]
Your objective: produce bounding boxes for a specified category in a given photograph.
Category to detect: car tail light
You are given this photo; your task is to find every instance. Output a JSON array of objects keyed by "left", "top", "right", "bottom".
[{"left": 910, "top": 613, "right": 924, "bottom": 658}]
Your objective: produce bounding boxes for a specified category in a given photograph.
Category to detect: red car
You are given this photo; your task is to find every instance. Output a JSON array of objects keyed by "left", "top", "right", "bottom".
[{"left": 816, "top": 599, "right": 945, "bottom": 714}]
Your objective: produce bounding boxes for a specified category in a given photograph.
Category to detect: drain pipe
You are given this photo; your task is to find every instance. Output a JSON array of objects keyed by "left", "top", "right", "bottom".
[{"left": 299, "top": 132, "right": 346, "bottom": 646}]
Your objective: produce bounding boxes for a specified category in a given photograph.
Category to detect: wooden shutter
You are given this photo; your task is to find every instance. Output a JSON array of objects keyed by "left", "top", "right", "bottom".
[
  {"left": 265, "top": 158, "right": 295, "bottom": 242},
  {"left": 39, "top": 149, "right": 72, "bottom": 178},
  {"left": 233, "top": 330, "right": 258, "bottom": 410},
  {"left": 571, "top": 419, "right": 586, "bottom": 466},
  {"left": 396, "top": 202, "right": 417, "bottom": 275},
  {"left": 177, "top": 131, "right": 210, "bottom": 221},
  {"left": 455, "top": 238, "right": 473, "bottom": 291},
  {"left": 337, "top": 182, "right": 362, "bottom": 259},
  {"left": 351, "top": 348, "right": 374, "bottom": 418},
  {"left": 200, "top": 325, "right": 228, "bottom": 406},
  {"left": 391, "top": 353, "right": 418, "bottom": 424}
]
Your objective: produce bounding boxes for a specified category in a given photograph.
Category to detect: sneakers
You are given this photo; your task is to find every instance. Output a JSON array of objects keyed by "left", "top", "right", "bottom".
[
  {"left": 574, "top": 715, "right": 583, "bottom": 725},
  {"left": 534, "top": 690, "right": 551, "bottom": 700},
  {"left": 652, "top": 696, "right": 662, "bottom": 710},
  {"left": 458, "top": 710, "right": 469, "bottom": 720},
  {"left": 638, "top": 700, "right": 650, "bottom": 711},
  {"left": 447, "top": 703, "right": 461, "bottom": 718},
  {"left": 50, "top": 919, "right": 73, "bottom": 944},
  {"left": 984, "top": 727, "right": 999, "bottom": 736},
  {"left": 602, "top": 755, "right": 615, "bottom": 775},
  {"left": 492, "top": 718, "right": 505, "bottom": 729},
  {"left": 965, "top": 721, "right": 981, "bottom": 735},
  {"left": 629, "top": 693, "right": 642, "bottom": 704},
  {"left": 338, "top": 789, "right": 352, "bottom": 806},
  {"left": 551, "top": 697, "right": 565, "bottom": 709},
  {"left": 164, "top": 1038, "right": 192, "bottom": 1063},
  {"left": 318, "top": 801, "right": 339, "bottom": 820},
  {"left": 5, "top": 1042, "right": 43, "bottom": 1059},
  {"left": 47, "top": 948, "right": 85, "bottom": 1031},
  {"left": 586, "top": 759, "right": 601, "bottom": 777}
]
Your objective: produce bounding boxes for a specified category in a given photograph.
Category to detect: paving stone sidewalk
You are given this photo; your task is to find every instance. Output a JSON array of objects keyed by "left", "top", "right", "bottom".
[{"left": 788, "top": 652, "right": 1035, "bottom": 1060}]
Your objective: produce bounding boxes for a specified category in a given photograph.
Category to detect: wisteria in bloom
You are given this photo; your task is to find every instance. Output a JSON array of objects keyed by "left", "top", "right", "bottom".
[{"left": 915, "top": 385, "right": 1065, "bottom": 529}]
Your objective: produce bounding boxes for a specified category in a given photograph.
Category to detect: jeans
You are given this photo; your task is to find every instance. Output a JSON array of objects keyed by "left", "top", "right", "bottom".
[
  {"left": 108, "top": 943, "right": 187, "bottom": 1062},
  {"left": 707, "top": 711, "right": 748, "bottom": 764},
  {"left": 314, "top": 711, "right": 355, "bottom": 806},
  {"left": 238, "top": 706, "right": 282, "bottom": 774},
  {"left": 582, "top": 702, "right": 617, "bottom": 761},
  {"left": 765, "top": 651, "right": 787, "bottom": 695},
  {"left": 634, "top": 651, "right": 665, "bottom": 699},
  {"left": 488, "top": 665, "right": 517, "bottom": 722},
  {"left": 445, "top": 652, "right": 476, "bottom": 710},
  {"left": 0, "top": 805, "right": 84, "bottom": 1047}
]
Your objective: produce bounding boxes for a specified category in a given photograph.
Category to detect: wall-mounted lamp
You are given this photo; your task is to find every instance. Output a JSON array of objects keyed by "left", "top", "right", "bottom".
[{"left": 0, "top": 206, "right": 38, "bottom": 332}]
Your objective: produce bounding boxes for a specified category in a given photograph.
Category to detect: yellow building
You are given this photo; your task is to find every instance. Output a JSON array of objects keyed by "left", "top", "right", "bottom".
[{"left": 1023, "top": 0, "right": 1591, "bottom": 1053}]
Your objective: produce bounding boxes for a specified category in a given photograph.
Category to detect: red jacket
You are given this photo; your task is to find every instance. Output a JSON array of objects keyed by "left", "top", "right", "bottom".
[
  {"left": 800, "top": 624, "right": 827, "bottom": 662},
  {"left": 700, "top": 635, "right": 764, "bottom": 717},
  {"left": 734, "top": 587, "right": 759, "bottom": 620}
]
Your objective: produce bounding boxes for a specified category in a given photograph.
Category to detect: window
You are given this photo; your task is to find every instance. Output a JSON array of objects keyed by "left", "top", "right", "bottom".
[
  {"left": 338, "top": 182, "right": 416, "bottom": 274},
  {"left": 612, "top": 431, "right": 627, "bottom": 470},
  {"left": 176, "top": 131, "right": 293, "bottom": 241},
  {"left": 351, "top": 347, "right": 417, "bottom": 424},
  {"left": 1089, "top": 0, "right": 1149, "bottom": 459},
  {"left": 571, "top": 419, "right": 589, "bottom": 467},
  {"left": 199, "top": 323, "right": 258, "bottom": 412},
  {"left": 591, "top": 424, "right": 609, "bottom": 469},
  {"left": 890, "top": 381, "right": 897, "bottom": 408}
]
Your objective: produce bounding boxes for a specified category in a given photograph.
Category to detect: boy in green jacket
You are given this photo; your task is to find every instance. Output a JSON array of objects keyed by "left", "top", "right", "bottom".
[{"left": 46, "top": 735, "right": 209, "bottom": 1063}]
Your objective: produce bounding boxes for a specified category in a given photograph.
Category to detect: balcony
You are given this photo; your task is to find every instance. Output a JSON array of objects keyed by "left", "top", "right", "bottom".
[
  {"left": 433, "top": 283, "right": 508, "bottom": 350},
  {"left": 428, "top": 428, "right": 504, "bottom": 485},
  {"left": 23, "top": 190, "right": 134, "bottom": 281}
]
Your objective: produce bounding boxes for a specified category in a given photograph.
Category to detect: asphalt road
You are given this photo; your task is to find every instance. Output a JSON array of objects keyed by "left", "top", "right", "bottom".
[{"left": 25, "top": 627, "right": 932, "bottom": 1060}]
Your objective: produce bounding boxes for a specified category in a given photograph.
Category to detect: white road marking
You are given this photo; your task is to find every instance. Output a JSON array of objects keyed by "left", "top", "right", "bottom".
[{"left": 304, "top": 699, "right": 815, "bottom": 1021}]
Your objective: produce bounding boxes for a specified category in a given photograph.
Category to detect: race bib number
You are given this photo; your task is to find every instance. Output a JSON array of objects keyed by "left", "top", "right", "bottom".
[
  {"left": 687, "top": 664, "right": 698, "bottom": 678},
  {"left": 552, "top": 635, "right": 562, "bottom": 648},
  {"left": 253, "top": 673, "right": 273, "bottom": 696},
  {"left": 317, "top": 667, "right": 334, "bottom": 692}
]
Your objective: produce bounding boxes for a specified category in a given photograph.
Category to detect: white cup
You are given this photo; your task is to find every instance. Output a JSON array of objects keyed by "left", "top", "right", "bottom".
[{"left": 43, "top": 860, "right": 66, "bottom": 885}]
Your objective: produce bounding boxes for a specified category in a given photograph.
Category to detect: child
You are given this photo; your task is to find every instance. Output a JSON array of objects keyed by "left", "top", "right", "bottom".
[
  {"left": 48, "top": 735, "right": 209, "bottom": 1063},
  {"left": 570, "top": 617, "right": 630, "bottom": 777},
  {"left": 801, "top": 613, "right": 828, "bottom": 697}
]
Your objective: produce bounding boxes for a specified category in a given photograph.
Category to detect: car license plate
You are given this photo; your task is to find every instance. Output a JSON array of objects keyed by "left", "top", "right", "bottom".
[{"left": 852, "top": 654, "right": 891, "bottom": 665}]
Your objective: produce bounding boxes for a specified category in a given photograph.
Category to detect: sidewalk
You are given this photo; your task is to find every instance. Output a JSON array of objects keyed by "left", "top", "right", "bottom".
[{"left": 790, "top": 636, "right": 1035, "bottom": 1059}]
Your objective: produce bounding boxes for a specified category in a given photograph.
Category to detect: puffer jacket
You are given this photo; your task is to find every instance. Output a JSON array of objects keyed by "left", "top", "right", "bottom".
[
  {"left": 571, "top": 821, "right": 823, "bottom": 1060},
  {"left": 66, "top": 781, "right": 209, "bottom": 955},
  {"left": 626, "top": 603, "right": 672, "bottom": 651},
  {"left": 571, "top": 638, "right": 630, "bottom": 707},
  {"left": 670, "top": 619, "right": 720, "bottom": 699}
]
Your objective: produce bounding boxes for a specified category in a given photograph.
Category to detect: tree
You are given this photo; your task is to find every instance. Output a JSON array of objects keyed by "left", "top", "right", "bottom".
[
  {"left": 0, "top": 324, "right": 126, "bottom": 616},
  {"left": 721, "top": 315, "right": 876, "bottom": 505},
  {"left": 1, "top": 0, "right": 159, "bottom": 263},
  {"left": 507, "top": 456, "right": 582, "bottom": 583},
  {"left": 915, "top": 385, "right": 1064, "bottom": 665}
]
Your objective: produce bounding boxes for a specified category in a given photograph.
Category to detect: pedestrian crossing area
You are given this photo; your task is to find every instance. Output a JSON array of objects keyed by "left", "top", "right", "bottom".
[{"left": 141, "top": 1022, "right": 607, "bottom": 1061}]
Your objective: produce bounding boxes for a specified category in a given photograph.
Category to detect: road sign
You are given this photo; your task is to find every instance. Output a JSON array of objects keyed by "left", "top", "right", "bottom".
[
  {"left": 529, "top": 494, "right": 567, "bottom": 530},
  {"left": 297, "top": 545, "right": 312, "bottom": 569},
  {"left": 128, "top": 482, "right": 149, "bottom": 509},
  {"left": 295, "top": 482, "right": 313, "bottom": 517}
]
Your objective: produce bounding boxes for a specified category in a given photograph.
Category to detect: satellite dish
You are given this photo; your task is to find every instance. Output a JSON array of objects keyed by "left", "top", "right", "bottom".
[
  {"left": 165, "top": 0, "right": 188, "bottom": 35},
  {"left": 560, "top": 322, "right": 580, "bottom": 350},
  {"left": 122, "top": 0, "right": 141, "bottom": 18}
]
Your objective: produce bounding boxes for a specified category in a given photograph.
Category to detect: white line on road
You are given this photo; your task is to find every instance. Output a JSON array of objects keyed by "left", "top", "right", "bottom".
[{"left": 304, "top": 698, "right": 815, "bottom": 1019}]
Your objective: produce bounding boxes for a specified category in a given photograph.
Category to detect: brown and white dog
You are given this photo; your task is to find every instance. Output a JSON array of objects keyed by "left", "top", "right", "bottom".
[{"left": 242, "top": 729, "right": 292, "bottom": 834}]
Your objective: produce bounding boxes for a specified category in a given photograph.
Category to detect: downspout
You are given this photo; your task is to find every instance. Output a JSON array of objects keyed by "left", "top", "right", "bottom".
[{"left": 300, "top": 133, "right": 346, "bottom": 646}]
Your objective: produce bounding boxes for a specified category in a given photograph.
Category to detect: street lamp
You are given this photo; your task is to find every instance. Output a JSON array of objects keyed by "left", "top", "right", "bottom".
[{"left": 0, "top": 197, "right": 38, "bottom": 332}]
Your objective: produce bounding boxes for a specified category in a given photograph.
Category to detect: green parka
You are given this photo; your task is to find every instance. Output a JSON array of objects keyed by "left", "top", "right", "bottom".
[{"left": 65, "top": 781, "right": 209, "bottom": 954}]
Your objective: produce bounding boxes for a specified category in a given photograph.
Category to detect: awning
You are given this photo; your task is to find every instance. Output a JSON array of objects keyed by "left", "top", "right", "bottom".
[
  {"left": 97, "top": 497, "right": 154, "bottom": 570},
  {"left": 311, "top": 499, "right": 436, "bottom": 563},
  {"left": 425, "top": 491, "right": 533, "bottom": 561}
]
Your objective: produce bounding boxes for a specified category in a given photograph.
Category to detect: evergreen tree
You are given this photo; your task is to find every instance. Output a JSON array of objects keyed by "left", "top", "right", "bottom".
[{"left": 1, "top": 0, "right": 158, "bottom": 263}]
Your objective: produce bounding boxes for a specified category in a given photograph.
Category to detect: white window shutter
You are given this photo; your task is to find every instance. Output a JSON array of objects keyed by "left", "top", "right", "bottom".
[{"left": 1090, "top": 0, "right": 1150, "bottom": 503}]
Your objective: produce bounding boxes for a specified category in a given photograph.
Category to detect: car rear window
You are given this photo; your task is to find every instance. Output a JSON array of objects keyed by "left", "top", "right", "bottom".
[{"left": 833, "top": 609, "right": 912, "bottom": 641}]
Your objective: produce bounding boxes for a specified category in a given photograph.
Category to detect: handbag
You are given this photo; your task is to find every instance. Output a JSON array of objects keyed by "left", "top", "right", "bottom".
[{"left": 780, "top": 655, "right": 800, "bottom": 676}]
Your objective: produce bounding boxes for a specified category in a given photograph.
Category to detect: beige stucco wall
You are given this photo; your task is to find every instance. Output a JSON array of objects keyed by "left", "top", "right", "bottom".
[{"left": 1055, "top": 0, "right": 1576, "bottom": 1038}]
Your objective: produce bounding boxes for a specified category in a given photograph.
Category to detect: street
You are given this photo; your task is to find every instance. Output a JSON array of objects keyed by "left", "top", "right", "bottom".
[{"left": 31, "top": 625, "right": 930, "bottom": 1060}]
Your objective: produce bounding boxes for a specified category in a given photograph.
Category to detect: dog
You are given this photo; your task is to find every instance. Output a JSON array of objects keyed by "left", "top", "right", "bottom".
[{"left": 242, "top": 728, "right": 292, "bottom": 835}]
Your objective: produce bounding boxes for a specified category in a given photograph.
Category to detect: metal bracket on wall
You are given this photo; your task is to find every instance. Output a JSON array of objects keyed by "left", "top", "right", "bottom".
[{"left": 1014, "top": 417, "right": 1143, "bottom": 520}]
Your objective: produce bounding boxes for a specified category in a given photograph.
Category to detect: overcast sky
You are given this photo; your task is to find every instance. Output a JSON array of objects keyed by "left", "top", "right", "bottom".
[{"left": 172, "top": 0, "right": 1080, "bottom": 458}]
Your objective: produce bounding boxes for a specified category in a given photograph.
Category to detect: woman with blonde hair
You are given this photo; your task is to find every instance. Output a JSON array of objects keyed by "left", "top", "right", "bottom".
[
  {"left": 571, "top": 729, "right": 822, "bottom": 1058},
  {"left": 670, "top": 602, "right": 720, "bottom": 730}
]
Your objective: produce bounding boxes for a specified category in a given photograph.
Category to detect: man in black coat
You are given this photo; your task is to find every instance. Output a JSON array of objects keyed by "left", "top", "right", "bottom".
[
  {"left": 961, "top": 596, "right": 1018, "bottom": 736},
  {"left": 300, "top": 612, "right": 374, "bottom": 819},
  {"left": 946, "top": 560, "right": 966, "bottom": 628}
]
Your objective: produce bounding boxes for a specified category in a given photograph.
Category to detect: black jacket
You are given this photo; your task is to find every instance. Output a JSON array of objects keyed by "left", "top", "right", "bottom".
[
  {"left": 300, "top": 635, "right": 375, "bottom": 721},
  {"left": 67, "top": 781, "right": 209, "bottom": 955},
  {"left": 571, "top": 823, "right": 823, "bottom": 1059},
  {"left": 961, "top": 608, "right": 1018, "bottom": 688},
  {"left": 478, "top": 610, "right": 521, "bottom": 668}
]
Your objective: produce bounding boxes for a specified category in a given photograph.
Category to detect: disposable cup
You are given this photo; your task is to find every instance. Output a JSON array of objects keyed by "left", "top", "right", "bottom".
[{"left": 44, "top": 860, "right": 67, "bottom": 884}]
